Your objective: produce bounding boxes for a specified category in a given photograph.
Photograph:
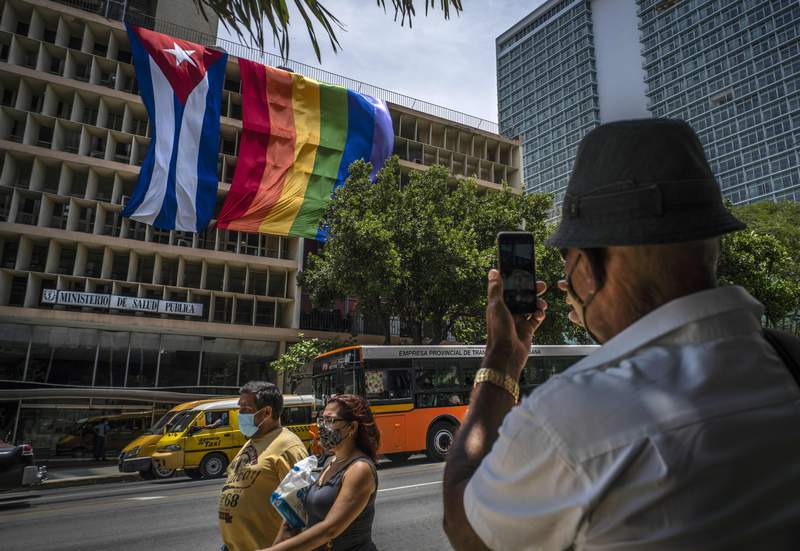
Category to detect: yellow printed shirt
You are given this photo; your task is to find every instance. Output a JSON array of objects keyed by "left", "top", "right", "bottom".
[{"left": 219, "top": 426, "right": 308, "bottom": 551}]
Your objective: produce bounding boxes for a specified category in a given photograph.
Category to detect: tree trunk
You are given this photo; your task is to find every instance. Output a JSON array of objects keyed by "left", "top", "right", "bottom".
[
  {"left": 429, "top": 317, "right": 446, "bottom": 345},
  {"left": 413, "top": 320, "right": 423, "bottom": 345},
  {"left": 383, "top": 316, "right": 391, "bottom": 345}
]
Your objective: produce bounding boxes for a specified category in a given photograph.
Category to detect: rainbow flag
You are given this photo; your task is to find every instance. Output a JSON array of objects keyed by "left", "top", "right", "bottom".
[{"left": 217, "top": 59, "right": 394, "bottom": 239}]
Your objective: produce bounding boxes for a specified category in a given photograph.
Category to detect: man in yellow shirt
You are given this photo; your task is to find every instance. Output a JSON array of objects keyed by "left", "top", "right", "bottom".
[{"left": 219, "top": 381, "right": 308, "bottom": 551}]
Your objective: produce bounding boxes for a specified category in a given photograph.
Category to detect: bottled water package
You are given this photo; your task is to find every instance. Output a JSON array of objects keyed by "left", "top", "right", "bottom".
[{"left": 271, "top": 455, "right": 319, "bottom": 530}]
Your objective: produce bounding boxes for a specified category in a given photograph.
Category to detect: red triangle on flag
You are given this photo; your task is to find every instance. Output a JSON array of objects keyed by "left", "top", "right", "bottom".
[{"left": 130, "top": 26, "right": 225, "bottom": 104}]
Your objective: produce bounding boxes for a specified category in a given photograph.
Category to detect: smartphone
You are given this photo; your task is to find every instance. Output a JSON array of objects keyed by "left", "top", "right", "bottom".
[{"left": 496, "top": 231, "right": 537, "bottom": 315}]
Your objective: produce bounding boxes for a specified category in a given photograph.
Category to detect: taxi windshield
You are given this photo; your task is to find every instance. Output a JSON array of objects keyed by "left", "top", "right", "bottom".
[
  {"left": 149, "top": 411, "right": 179, "bottom": 434},
  {"left": 167, "top": 411, "right": 196, "bottom": 433}
]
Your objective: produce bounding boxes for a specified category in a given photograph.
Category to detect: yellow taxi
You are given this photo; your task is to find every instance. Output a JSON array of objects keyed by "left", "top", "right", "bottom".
[
  {"left": 117, "top": 397, "right": 234, "bottom": 479},
  {"left": 151, "top": 395, "right": 317, "bottom": 479}
]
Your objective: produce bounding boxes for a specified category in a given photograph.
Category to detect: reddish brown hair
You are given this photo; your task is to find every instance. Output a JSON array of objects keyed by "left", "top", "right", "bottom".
[{"left": 327, "top": 394, "right": 380, "bottom": 461}]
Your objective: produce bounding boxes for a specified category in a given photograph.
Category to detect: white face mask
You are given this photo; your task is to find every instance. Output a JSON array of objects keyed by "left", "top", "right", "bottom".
[
  {"left": 238, "top": 408, "right": 266, "bottom": 437},
  {"left": 564, "top": 253, "right": 602, "bottom": 343}
]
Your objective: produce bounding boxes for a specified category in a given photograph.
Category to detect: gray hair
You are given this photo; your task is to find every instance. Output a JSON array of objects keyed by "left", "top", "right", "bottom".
[{"left": 240, "top": 381, "right": 283, "bottom": 420}]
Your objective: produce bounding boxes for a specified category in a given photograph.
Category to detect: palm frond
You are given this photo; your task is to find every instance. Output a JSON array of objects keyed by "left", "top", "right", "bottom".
[{"left": 194, "top": 0, "right": 463, "bottom": 62}]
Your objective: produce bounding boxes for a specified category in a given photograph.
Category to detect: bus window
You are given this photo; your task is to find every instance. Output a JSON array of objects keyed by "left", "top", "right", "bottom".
[
  {"left": 414, "top": 359, "right": 469, "bottom": 408},
  {"left": 365, "top": 369, "right": 412, "bottom": 401},
  {"left": 313, "top": 368, "right": 362, "bottom": 402}
]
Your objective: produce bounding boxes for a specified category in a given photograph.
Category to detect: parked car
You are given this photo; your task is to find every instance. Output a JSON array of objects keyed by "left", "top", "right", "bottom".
[{"left": 0, "top": 440, "right": 47, "bottom": 491}]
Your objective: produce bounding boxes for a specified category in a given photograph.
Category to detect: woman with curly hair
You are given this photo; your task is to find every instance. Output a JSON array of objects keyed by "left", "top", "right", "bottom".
[{"left": 262, "top": 394, "right": 381, "bottom": 551}]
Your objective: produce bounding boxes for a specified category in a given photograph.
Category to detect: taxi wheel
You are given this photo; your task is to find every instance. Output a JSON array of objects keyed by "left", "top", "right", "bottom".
[
  {"left": 200, "top": 453, "right": 229, "bottom": 479},
  {"left": 184, "top": 468, "right": 203, "bottom": 480},
  {"left": 152, "top": 463, "right": 176, "bottom": 479}
]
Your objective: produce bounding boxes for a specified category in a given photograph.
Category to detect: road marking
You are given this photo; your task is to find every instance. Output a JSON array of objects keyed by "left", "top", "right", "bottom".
[
  {"left": 126, "top": 496, "right": 167, "bottom": 501},
  {"left": 378, "top": 481, "right": 441, "bottom": 493}
]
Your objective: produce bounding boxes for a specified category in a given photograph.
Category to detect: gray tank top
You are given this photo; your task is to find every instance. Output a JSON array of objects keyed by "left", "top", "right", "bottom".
[{"left": 304, "top": 455, "right": 378, "bottom": 551}]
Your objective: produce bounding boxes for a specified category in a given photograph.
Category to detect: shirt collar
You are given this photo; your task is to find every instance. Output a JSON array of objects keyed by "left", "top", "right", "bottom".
[{"left": 569, "top": 285, "right": 764, "bottom": 372}]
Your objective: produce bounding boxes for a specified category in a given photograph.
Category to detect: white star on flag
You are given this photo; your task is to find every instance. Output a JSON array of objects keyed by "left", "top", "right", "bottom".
[{"left": 164, "top": 42, "right": 197, "bottom": 67}]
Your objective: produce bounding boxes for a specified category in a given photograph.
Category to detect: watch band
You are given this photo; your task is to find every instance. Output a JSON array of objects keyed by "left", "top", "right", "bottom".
[{"left": 473, "top": 367, "right": 520, "bottom": 402}]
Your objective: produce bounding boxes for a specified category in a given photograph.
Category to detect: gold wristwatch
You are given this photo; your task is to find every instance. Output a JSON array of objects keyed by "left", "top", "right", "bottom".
[{"left": 473, "top": 367, "right": 520, "bottom": 402}]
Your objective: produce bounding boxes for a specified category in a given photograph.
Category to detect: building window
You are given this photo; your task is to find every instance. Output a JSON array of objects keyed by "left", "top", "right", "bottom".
[
  {"left": 199, "top": 337, "right": 239, "bottom": 387},
  {"left": 235, "top": 297, "right": 253, "bottom": 325},
  {"left": 158, "top": 335, "right": 201, "bottom": 388},
  {"left": 85, "top": 249, "right": 103, "bottom": 278},
  {"left": 8, "top": 276, "right": 27, "bottom": 307},
  {"left": 27, "top": 327, "right": 97, "bottom": 386},
  {"left": 213, "top": 296, "right": 233, "bottom": 323},
  {"left": 184, "top": 262, "right": 201, "bottom": 288},
  {"left": 0, "top": 324, "right": 30, "bottom": 382},
  {"left": 127, "top": 332, "right": 159, "bottom": 387},
  {"left": 206, "top": 264, "right": 224, "bottom": 291},
  {"left": 138, "top": 255, "right": 155, "bottom": 283},
  {"left": 94, "top": 331, "right": 129, "bottom": 387}
]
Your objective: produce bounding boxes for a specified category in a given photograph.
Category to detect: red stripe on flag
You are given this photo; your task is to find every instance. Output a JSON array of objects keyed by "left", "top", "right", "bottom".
[
  {"left": 217, "top": 58, "right": 269, "bottom": 227},
  {"left": 220, "top": 66, "right": 296, "bottom": 232}
]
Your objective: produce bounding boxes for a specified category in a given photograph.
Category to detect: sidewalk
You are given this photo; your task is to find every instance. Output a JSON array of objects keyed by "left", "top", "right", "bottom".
[{"left": 38, "top": 459, "right": 141, "bottom": 489}]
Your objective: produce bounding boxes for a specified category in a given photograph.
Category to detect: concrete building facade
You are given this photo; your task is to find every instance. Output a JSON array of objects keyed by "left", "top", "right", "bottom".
[
  {"left": 0, "top": 0, "right": 520, "bottom": 454},
  {"left": 497, "top": 0, "right": 800, "bottom": 208}
]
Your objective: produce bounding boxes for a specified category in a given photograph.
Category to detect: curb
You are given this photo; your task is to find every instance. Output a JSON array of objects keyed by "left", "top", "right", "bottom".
[{"left": 42, "top": 472, "right": 141, "bottom": 489}]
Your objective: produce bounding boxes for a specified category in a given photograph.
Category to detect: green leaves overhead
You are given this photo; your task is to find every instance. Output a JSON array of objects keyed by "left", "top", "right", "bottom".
[{"left": 195, "top": 0, "right": 463, "bottom": 61}]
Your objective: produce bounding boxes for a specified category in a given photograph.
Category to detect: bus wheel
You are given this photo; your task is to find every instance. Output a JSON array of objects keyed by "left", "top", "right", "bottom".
[
  {"left": 184, "top": 468, "right": 203, "bottom": 480},
  {"left": 426, "top": 421, "right": 457, "bottom": 461},
  {"left": 200, "top": 453, "right": 229, "bottom": 479}
]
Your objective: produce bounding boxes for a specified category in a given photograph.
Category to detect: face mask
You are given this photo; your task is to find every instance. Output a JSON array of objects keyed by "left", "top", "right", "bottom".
[
  {"left": 318, "top": 422, "right": 349, "bottom": 450},
  {"left": 238, "top": 408, "right": 266, "bottom": 438},
  {"left": 564, "top": 254, "right": 602, "bottom": 343}
]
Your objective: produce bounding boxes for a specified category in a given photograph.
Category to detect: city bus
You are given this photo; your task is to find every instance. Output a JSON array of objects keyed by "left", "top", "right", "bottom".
[{"left": 310, "top": 345, "right": 598, "bottom": 461}]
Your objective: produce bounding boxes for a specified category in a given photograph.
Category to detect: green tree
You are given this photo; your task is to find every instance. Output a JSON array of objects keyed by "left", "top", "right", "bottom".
[
  {"left": 718, "top": 229, "right": 800, "bottom": 329},
  {"left": 298, "top": 158, "right": 586, "bottom": 345},
  {"left": 196, "top": 1, "right": 463, "bottom": 61},
  {"left": 270, "top": 334, "right": 354, "bottom": 393},
  {"left": 732, "top": 201, "right": 800, "bottom": 268}
]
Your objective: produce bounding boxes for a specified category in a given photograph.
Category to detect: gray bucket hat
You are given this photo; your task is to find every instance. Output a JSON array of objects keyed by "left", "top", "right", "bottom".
[{"left": 545, "top": 118, "right": 745, "bottom": 248}]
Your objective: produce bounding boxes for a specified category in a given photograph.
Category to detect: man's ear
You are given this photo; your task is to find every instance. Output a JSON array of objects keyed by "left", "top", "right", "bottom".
[
  {"left": 577, "top": 248, "right": 606, "bottom": 291},
  {"left": 261, "top": 405, "right": 273, "bottom": 421}
]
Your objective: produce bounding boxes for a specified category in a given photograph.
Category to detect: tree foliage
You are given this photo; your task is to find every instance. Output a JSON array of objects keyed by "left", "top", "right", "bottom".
[
  {"left": 270, "top": 334, "right": 354, "bottom": 392},
  {"left": 196, "top": 0, "right": 463, "bottom": 61},
  {"left": 298, "top": 158, "right": 587, "bottom": 345},
  {"left": 718, "top": 201, "right": 800, "bottom": 331},
  {"left": 731, "top": 201, "right": 800, "bottom": 268}
]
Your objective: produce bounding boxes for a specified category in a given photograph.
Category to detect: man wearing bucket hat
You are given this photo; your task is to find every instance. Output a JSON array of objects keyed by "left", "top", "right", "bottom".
[{"left": 443, "top": 119, "right": 800, "bottom": 550}]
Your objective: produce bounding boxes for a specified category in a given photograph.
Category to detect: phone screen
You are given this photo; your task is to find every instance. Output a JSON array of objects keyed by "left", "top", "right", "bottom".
[{"left": 498, "top": 233, "right": 536, "bottom": 315}]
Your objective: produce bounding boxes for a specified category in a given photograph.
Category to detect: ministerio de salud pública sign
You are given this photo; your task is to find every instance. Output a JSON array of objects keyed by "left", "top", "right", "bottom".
[{"left": 41, "top": 289, "right": 203, "bottom": 317}]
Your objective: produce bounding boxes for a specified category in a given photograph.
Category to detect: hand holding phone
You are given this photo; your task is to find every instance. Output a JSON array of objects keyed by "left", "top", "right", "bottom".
[{"left": 496, "top": 231, "right": 537, "bottom": 315}]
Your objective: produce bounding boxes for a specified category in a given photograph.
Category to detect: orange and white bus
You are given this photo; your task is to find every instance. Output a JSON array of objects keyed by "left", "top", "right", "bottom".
[{"left": 309, "top": 345, "right": 598, "bottom": 461}]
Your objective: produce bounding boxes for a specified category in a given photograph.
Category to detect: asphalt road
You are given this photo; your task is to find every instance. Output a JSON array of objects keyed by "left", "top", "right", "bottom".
[{"left": 0, "top": 458, "right": 451, "bottom": 551}]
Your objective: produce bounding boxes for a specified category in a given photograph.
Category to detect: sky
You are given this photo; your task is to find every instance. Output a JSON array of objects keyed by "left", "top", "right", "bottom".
[{"left": 217, "top": 1, "right": 548, "bottom": 123}]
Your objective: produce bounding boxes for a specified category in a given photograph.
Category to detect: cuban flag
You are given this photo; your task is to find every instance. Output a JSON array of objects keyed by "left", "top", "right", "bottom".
[{"left": 123, "top": 25, "right": 227, "bottom": 232}]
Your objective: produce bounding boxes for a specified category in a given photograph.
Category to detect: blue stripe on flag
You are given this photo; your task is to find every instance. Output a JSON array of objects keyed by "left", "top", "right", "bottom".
[
  {"left": 195, "top": 53, "right": 227, "bottom": 232},
  {"left": 335, "top": 91, "right": 376, "bottom": 190},
  {"left": 316, "top": 91, "right": 376, "bottom": 241},
  {"left": 122, "top": 27, "right": 156, "bottom": 218},
  {"left": 154, "top": 94, "right": 183, "bottom": 229}
]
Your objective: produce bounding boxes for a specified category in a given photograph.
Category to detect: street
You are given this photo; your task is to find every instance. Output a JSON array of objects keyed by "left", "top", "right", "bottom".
[{"left": 0, "top": 459, "right": 451, "bottom": 551}]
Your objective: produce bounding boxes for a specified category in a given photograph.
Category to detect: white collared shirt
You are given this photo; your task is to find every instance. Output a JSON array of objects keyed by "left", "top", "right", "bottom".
[{"left": 464, "top": 286, "right": 800, "bottom": 550}]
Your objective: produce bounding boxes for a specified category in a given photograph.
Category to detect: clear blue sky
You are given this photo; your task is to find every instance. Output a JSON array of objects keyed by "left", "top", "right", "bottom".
[{"left": 217, "top": 1, "right": 547, "bottom": 123}]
